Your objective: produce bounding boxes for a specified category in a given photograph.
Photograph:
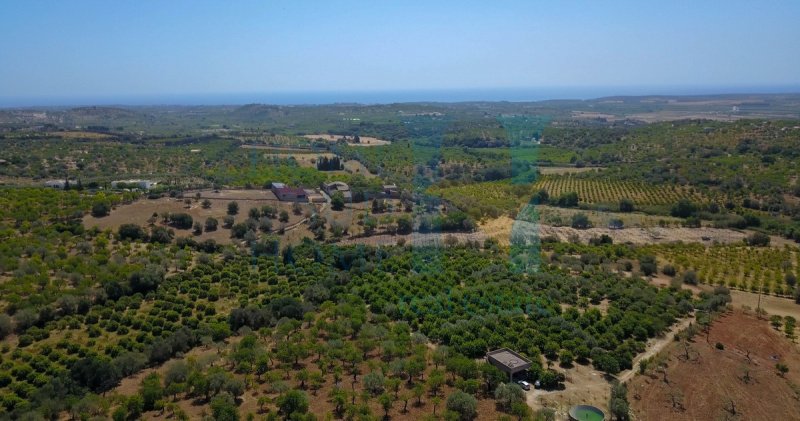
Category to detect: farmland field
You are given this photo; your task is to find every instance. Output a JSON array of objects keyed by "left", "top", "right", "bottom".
[
  {"left": 429, "top": 175, "right": 708, "bottom": 220},
  {"left": 533, "top": 175, "right": 709, "bottom": 207},
  {"left": 643, "top": 243, "right": 800, "bottom": 295},
  {"left": 630, "top": 310, "right": 800, "bottom": 421}
]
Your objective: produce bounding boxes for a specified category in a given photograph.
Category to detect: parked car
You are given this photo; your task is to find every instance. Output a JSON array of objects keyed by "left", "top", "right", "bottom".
[{"left": 517, "top": 380, "right": 531, "bottom": 391}]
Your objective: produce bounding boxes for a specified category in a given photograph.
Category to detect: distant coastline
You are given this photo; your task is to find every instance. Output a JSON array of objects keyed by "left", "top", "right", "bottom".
[{"left": 2, "top": 85, "right": 800, "bottom": 108}]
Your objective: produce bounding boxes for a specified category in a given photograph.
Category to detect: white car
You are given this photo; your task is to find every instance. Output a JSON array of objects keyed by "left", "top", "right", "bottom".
[{"left": 517, "top": 380, "right": 531, "bottom": 391}]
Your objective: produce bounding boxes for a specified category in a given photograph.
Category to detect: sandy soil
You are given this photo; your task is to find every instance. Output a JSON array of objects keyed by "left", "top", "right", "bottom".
[
  {"left": 303, "top": 134, "right": 391, "bottom": 146},
  {"left": 629, "top": 310, "right": 800, "bottom": 421}
]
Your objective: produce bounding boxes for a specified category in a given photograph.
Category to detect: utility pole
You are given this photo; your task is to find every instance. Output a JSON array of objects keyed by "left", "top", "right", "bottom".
[{"left": 756, "top": 279, "right": 764, "bottom": 319}]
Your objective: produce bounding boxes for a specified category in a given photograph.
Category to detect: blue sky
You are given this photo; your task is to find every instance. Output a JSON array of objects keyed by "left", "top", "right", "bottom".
[{"left": 1, "top": 0, "right": 799, "bottom": 104}]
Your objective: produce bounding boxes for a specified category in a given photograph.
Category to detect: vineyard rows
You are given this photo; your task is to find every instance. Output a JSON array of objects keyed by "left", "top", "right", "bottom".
[
  {"left": 645, "top": 243, "right": 800, "bottom": 295},
  {"left": 533, "top": 175, "right": 707, "bottom": 206}
]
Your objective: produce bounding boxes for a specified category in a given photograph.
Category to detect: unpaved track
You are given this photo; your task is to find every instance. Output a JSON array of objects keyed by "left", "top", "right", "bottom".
[{"left": 617, "top": 317, "right": 694, "bottom": 384}]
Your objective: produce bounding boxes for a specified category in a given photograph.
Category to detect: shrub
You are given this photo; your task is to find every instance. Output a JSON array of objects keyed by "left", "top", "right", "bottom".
[
  {"left": 682, "top": 270, "right": 698, "bottom": 285},
  {"left": 571, "top": 213, "right": 591, "bottom": 229},
  {"left": 227, "top": 201, "right": 239, "bottom": 215},
  {"left": 205, "top": 217, "right": 218, "bottom": 231},
  {"left": 715, "top": 342, "right": 724, "bottom": 350},
  {"left": 662, "top": 265, "right": 676, "bottom": 277},
  {"left": 168, "top": 213, "right": 193, "bottom": 230},
  {"left": 639, "top": 255, "right": 657, "bottom": 276},
  {"left": 118, "top": 224, "right": 146, "bottom": 241},
  {"left": 91, "top": 202, "right": 111, "bottom": 217},
  {"left": 446, "top": 390, "right": 477, "bottom": 420},
  {"left": 619, "top": 198, "right": 635, "bottom": 212},
  {"left": 671, "top": 199, "right": 698, "bottom": 218},
  {"left": 745, "top": 232, "right": 770, "bottom": 247}
]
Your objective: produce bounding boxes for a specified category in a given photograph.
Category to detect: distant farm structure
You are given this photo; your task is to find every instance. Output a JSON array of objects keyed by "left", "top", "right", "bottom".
[{"left": 271, "top": 182, "right": 308, "bottom": 202}]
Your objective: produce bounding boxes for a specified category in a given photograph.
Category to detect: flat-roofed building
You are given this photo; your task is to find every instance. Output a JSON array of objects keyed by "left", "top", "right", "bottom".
[{"left": 486, "top": 348, "right": 532, "bottom": 382}]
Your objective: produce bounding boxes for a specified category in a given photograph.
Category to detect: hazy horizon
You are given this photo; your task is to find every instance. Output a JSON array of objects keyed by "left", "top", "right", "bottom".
[
  {"left": 3, "top": 85, "right": 800, "bottom": 108},
  {"left": 2, "top": 1, "right": 799, "bottom": 107}
]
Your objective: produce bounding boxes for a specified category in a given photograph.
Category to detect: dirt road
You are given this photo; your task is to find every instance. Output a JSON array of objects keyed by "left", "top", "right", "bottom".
[{"left": 617, "top": 317, "right": 694, "bottom": 384}]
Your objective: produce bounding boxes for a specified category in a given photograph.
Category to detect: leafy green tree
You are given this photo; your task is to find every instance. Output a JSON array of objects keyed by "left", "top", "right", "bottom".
[
  {"left": 494, "top": 383, "right": 525, "bottom": 412},
  {"left": 70, "top": 356, "right": 120, "bottom": 393},
  {"left": 277, "top": 390, "right": 309, "bottom": 417},
  {"left": 205, "top": 217, "right": 219, "bottom": 231},
  {"left": 228, "top": 201, "right": 240, "bottom": 215},
  {"left": 571, "top": 213, "right": 591, "bottom": 229},
  {"left": 118, "top": 223, "right": 147, "bottom": 241},
  {"left": 378, "top": 392, "right": 394, "bottom": 418},
  {"left": 619, "top": 198, "right": 635, "bottom": 213},
  {"left": 331, "top": 192, "right": 345, "bottom": 211},
  {"left": 397, "top": 216, "right": 413, "bottom": 234},
  {"left": 363, "top": 371, "right": 385, "bottom": 395},
  {"left": 139, "top": 372, "right": 164, "bottom": 411},
  {"left": 211, "top": 392, "right": 240, "bottom": 421},
  {"left": 91, "top": 201, "right": 111, "bottom": 217},
  {"left": 446, "top": 391, "right": 477, "bottom": 420},
  {"left": 671, "top": 199, "right": 697, "bottom": 218}
]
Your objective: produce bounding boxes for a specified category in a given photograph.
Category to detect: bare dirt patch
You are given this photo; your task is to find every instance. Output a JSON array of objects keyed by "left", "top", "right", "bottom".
[
  {"left": 303, "top": 134, "right": 391, "bottom": 146},
  {"left": 478, "top": 215, "right": 749, "bottom": 246},
  {"left": 629, "top": 310, "right": 800, "bottom": 421},
  {"left": 527, "top": 363, "right": 612, "bottom": 419},
  {"left": 728, "top": 289, "right": 800, "bottom": 320}
]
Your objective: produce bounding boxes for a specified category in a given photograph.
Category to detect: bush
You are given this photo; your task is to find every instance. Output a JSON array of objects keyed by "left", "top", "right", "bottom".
[
  {"left": 619, "top": 198, "right": 635, "bottom": 213},
  {"left": 671, "top": 199, "right": 698, "bottom": 218},
  {"left": 570, "top": 213, "right": 591, "bottom": 229},
  {"left": 118, "top": 224, "right": 147, "bottom": 241},
  {"left": 446, "top": 390, "right": 477, "bottom": 421},
  {"left": 230, "top": 223, "right": 248, "bottom": 239},
  {"left": 277, "top": 390, "right": 308, "bottom": 416},
  {"left": 205, "top": 217, "right": 218, "bottom": 231},
  {"left": 494, "top": 383, "right": 525, "bottom": 411},
  {"left": 682, "top": 270, "right": 698, "bottom": 285},
  {"left": 745, "top": 232, "right": 770, "bottom": 247},
  {"left": 552, "top": 192, "right": 579, "bottom": 208},
  {"left": 168, "top": 213, "right": 193, "bottom": 230},
  {"left": 639, "top": 255, "right": 657, "bottom": 276},
  {"left": 91, "top": 202, "right": 111, "bottom": 217},
  {"left": 227, "top": 201, "right": 239, "bottom": 215},
  {"left": 715, "top": 342, "right": 724, "bottom": 350},
  {"left": 362, "top": 371, "right": 385, "bottom": 395},
  {"left": 150, "top": 226, "right": 173, "bottom": 244},
  {"left": 662, "top": 265, "right": 676, "bottom": 277}
]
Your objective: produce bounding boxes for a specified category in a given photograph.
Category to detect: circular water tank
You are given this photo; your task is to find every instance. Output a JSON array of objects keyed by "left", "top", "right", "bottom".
[{"left": 568, "top": 405, "right": 605, "bottom": 421}]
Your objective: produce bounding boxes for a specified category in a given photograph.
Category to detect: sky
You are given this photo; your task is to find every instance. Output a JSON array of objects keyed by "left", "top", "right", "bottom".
[{"left": 1, "top": 0, "right": 799, "bottom": 105}]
